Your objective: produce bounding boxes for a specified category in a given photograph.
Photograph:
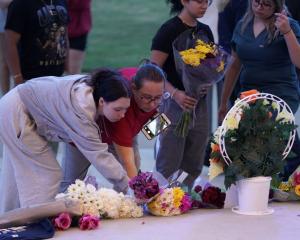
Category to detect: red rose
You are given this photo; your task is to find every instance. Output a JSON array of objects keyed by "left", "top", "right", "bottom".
[
  {"left": 53, "top": 212, "right": 72, "bottom": 230},
  {"left": 79, "top": 214, "right": 100, "bottom": 230},
  {"left": 293, "top": 172, "right": 300, "bottom": 185},
  {"left": 201, "top": 186, "right": 226, "bottom": 208}
]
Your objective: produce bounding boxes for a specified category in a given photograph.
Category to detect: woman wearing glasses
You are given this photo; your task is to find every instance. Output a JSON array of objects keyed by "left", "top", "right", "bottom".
[
  {"left": 0, "top": 68, "right": 131, "bottom": 213},
  {"left": 60, "top": 62, "right": 165, "bottom": 190},
  {"left": 219, "top": 0, "right": 300, "bottom": 177},
  {"left": 150, "top": 0, "right": 213, "bottom": 189}
]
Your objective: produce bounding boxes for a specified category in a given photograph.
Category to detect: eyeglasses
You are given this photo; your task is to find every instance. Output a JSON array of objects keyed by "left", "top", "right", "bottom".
[
  {"left": 137, "top": 92, "right": 162, "bottom": 104},
  {"left": 191, "top": 0, "right": 212, "bottom": 6},
  {"left": 252, "top": 0, "right": 273, "bottom": 9}
]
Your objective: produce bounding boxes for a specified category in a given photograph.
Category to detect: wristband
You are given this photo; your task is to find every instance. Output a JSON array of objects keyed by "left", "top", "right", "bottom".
[{"left": 283, "top": 28, "right": 292, "bottom": 35}]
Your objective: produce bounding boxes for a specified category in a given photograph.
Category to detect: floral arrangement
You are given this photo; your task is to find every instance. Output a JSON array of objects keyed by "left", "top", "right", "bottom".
[
  {"left": 52, "top": 212, "right": 99, "bottom": 231},
  {"left": 129, "top": 171, "right": 160, "bottom": 204},
  {"left": 147, "top": 187, "right": 192, "bottom": 216},
  {"left": 209, "top": 90, "right": 297, "bottom": 189},
  {"left": 129, "top": 171, "right": 192, "bottom": 216},
  {"left": 173, "top": 31, "right": 229, "bottom": 137},
  {"left": 56, "top": 179, "right": 143, "bottom": 219},
  {"left": 271, "top": 165, "right": 300, "bottom": 201},
  {"left": 190, "top": 184, "right": 226, "bottom": 209},
  {"left": 180, "top": 39, "right": 225, "bottom": 71}
]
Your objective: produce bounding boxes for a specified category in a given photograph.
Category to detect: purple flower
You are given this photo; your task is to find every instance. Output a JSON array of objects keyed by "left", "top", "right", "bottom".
[{"left": 129, "top": 172, "right": 160, "bottom": 201}]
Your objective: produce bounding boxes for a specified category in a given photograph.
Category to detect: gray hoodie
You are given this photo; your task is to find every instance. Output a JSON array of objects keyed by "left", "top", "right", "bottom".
[{"left": 17, "top": 74, "right": 129, "bottom": 192}]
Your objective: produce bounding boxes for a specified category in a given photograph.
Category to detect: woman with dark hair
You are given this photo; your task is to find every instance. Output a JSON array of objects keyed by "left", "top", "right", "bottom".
[
  {"left": 60, "top": 62, "right": 166, "bottom": 189},
  {"left": 150, "top": 0, "right": 213, "bottom": 189},
  {"left": 219, "top": 0, "right": 300, "bottom": 178},
  {"left": 0, "top": 68, "right": 131, "bottom": 213}
]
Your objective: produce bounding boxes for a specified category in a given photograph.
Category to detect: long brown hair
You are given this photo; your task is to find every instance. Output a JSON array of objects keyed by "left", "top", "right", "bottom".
[{"left": 241, "top": 0, "right": 286, "bottom": 43}]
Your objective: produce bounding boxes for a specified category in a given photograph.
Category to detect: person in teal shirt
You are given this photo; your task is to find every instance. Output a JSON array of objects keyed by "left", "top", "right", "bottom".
[{"left": 219, "top": 0, "right": 300, "bottom": 178}]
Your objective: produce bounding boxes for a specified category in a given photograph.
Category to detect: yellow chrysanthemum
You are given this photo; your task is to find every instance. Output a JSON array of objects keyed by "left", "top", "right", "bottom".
[
  {"left": 278, "top": 182, "right": 292, "bottom": 192},
  {"left": 225, "top": 115, "right": 239, "bottom": 130},
  {"left": 295, "top": 185, "right": 300, "bottom": 196},
  {"left": 209, "top": 160, "right": 224, "bottom": 181},
  {"left": 173, "top": 187, "right": 184, "bottom": 208},
  {"left": 179, "top": 40, "right": 216, "bottom": 67}
]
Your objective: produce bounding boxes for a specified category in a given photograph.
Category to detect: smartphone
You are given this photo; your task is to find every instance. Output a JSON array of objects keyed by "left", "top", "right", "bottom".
[{"left": 142, "top": 113, "right": 171, "bottom": 140}]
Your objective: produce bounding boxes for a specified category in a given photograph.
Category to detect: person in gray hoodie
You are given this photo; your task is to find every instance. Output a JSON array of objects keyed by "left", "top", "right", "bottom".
[{"left": 0, "top": 68, "right": 131, "bottom": 214}]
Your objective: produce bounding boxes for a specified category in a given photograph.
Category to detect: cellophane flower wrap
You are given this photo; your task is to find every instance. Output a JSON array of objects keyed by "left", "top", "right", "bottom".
[
  {"left": 129, "top": 171, "right": 160, "bottom": 204},
  {"left": 208, "top": 90, "right": 297, "bottom": 189},
  {"left": 55, "top": 179, "right": 143, "bottom": 219},
  {"left": 173, "top": 27, "right": 230, "bottom": 137},
  {"left": 147, "top": 187, "right": 192, "bottom": 216},
  {"left": 271, "top": 165, "right": 300, "bottom": 201}
]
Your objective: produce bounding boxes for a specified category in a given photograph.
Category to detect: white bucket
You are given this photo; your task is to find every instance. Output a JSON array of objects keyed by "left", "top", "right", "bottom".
[{"left": 233, "top": 176, "right": 273, "bottom": 215}]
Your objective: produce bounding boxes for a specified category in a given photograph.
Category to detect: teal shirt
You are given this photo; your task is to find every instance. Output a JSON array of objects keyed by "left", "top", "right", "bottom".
[{"left": 232, "top": 18, "right": 300, "bottom": 113}]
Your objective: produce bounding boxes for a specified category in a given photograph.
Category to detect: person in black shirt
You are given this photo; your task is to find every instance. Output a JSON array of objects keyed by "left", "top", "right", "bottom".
[
  {"left": 4, "top": 0, "right": 68, "bottom": 84},
  {"left": 150, "top": 0, "right": 213, "bottom": 189}
]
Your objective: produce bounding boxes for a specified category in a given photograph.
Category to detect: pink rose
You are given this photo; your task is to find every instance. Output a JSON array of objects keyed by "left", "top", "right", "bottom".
[
  {"left": 293, "top": 172, "right": 300, "bottom": 185},
  {"left": 79, "top": 214, "right": 100, "bottom": 230},
  {"left": 53, "top": 212, "right": 72, "bottom": 230}
]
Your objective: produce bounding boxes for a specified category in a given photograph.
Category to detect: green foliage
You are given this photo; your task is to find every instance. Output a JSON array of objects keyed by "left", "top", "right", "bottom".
[{"left": 223, "top": 100, "right": 297, "bottom": 188}]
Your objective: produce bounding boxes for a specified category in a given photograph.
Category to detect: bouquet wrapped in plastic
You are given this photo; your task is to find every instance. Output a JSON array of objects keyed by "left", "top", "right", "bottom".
[
  {"left": 271, "top": 165, "right": 300, "bottom": 201},
  {"left": 129, "top": 171, "right": 192, "bottom": 216},
  {"left": 56, "top": 178, "right": 143, "bottom": 219},
  {"left": 173, "top": 28, "right": 230, "bottom": 137},
  {"left": 128, "top": 171, "right": 160, "bottom": 204},
  {"left": 147, "top": 187, "right": 191, "bottom": 216}
]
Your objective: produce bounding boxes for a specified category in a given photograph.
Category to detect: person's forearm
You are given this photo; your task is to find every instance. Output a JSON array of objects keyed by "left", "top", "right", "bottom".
[
  {"left": 5, "top": 31, "right": 23, "bottom": 84},
  {"left": 113, "top": 143, "right": 138, "bottom": 178},
  {"left": 0, "top": 0, "right": 12, "bottom": 9}
]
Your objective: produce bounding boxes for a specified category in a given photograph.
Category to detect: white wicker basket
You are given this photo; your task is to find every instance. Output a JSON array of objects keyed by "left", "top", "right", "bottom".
[{"left": 219, "top": 93, "right": 296, "bottom": 166}]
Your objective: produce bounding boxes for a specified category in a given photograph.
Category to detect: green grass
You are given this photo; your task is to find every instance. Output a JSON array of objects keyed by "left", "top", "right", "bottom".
[{"left": 83, "top": 0, "right": 170, "bottom": 71}]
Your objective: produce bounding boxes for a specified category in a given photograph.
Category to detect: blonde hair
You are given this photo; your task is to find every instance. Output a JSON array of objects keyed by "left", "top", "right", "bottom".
[{"left": 241, "top": 0, "right": 286, "bottom": 43}]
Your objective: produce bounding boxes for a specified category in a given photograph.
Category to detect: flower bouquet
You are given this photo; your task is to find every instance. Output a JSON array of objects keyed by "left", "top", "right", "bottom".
[
  {"left": 271, "top": 165, "right": 300, "bottom": 201},
  {"left": 209, "top": 90, "right": 297, "bottom": 188},
  {"left": 209, "top": 90, "right": 297, "bottom": 214},
  {"left": 129, "top": 171, "right": 192, "bottom": 216},
  {"left": 128, "top": 171, "right": 160, "bottom": 204},
  {"left": 55, "top": 178, "right": 143, "bottom": 220},
  {"left": 190, "top": 184, "right": 226, "bottom": 209},
  {"left": 147, "top": 187, "right": 191, "bottom": 216},
  {"left": 173, "top": 28, "right": 230, "bottom": 137}
]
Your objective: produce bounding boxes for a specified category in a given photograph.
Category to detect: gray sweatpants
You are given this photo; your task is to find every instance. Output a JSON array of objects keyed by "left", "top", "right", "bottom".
[
  {"left": 155, "top": 97, "right": 209, "bottom": 188},
  {"left": 0, "top": 89, "right": 62, "bottom": 214}
]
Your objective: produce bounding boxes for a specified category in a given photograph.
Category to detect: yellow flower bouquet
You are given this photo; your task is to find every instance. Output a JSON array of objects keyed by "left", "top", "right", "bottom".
[{"left": 173, "top": 29, "right": 229, "bottom": 137}]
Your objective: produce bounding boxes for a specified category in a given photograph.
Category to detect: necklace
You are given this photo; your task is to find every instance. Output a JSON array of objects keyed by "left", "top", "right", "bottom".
[{"left": 41, "top": 0, "right": 54, "bottom": 16}]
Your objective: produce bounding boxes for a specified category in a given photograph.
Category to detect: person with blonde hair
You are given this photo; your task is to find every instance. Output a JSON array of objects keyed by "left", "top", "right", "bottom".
[{"left": 219, "top": 0, "right": 300, "bottom": 178}]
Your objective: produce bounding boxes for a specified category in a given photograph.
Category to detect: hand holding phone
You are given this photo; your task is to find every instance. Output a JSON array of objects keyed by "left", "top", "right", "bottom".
[{"left": 142, "top": 113, "right": 171, "bottom": 140}]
